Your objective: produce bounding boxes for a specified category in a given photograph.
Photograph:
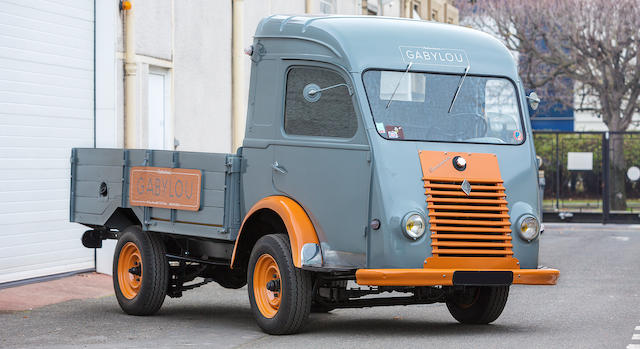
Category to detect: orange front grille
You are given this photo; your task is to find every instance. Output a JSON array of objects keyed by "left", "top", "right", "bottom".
[
  {"left": 425, "top": 178, "right": 513, "bottom": 258},
  {"left": 418, "top": 151, "right": 520, "bottom": 269}
]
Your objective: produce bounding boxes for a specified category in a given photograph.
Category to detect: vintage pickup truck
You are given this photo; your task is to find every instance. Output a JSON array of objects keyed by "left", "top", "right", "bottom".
[{"left": 71, "top": 15, "right": 558, "bottom": 334}]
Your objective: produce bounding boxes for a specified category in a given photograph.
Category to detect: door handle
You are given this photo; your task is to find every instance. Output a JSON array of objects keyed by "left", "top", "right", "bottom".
[{"left": 272, "top": 161, "right": 287, "bottom": 175}]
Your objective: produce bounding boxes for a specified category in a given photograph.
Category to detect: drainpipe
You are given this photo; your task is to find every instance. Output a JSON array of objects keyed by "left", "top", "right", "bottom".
[
  {"left": 231, "top": 0, "right": 244, "bottom": 152},
  {"left": 306, "top": 0, "right": 312, "bottom": 13},
  {"left": 123, "top": 1, "right": 137, "bottom": 148}
]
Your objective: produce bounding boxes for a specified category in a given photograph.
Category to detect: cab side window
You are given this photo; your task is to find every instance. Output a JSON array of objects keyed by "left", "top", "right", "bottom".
[{"left": 284, "top": 67, "right": 357, "bottom": 138}]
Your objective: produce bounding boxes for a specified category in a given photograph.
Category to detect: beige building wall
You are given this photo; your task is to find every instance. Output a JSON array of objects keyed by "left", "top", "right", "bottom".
[
  {"left": 174, "top": 1, "right": 232, "bottom": 153},
  {"left": 400, "top": 0, "right": 458, "bottom": 22},
  {"left": 110, "top": 0, "right": 458, "bottom": 154}
]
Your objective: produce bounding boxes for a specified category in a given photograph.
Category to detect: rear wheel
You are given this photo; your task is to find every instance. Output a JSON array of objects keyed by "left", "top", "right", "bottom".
[
  {"left": 446, "top": 286, "right": 509, "bottom": 324},
  {"left": 113, "top": 227, "right": 168, "bottom": 315},
  {"left": 247, "top": 234, "right": 312, "bottom": 334}
]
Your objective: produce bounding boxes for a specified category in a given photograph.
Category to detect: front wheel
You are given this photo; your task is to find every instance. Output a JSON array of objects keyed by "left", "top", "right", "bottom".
[
  {"left": 113, "top": 227, "right": 168, "bottom": 316},
  {"left": 247, "top": 234, "right": 312, "bottom": 335},
  {"left": 446, "top": 286, "right": 509, "bottom": 324}
]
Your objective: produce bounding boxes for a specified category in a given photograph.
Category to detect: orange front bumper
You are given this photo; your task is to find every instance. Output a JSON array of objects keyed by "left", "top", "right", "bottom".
[{"left": 355, "top": 268, "right": 559, "bottom": 286}]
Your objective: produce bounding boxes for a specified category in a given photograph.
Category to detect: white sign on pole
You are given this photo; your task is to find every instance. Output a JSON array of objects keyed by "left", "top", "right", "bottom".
[
  {"left": 567, "top": 152, "right": 593, "bottom": 171},
  {"left": 627, "top": 166, "right": 640, "bottom": 182}
]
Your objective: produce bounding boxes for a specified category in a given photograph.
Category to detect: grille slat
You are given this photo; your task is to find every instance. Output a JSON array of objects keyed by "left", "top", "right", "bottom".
[
  {"left": 423, "top": 176, "right": 503, "bottom": 184},
  {"left": 429, "top": 204, "right": 509, "bottom": 212},
  {"left": 432, "top": 241, "right": 513, "bottom": 248},
  {"left": 427, "top": 197, "right": 509, "bottom": 204},
  {"left": 432, "top": 248, "right": 514, "bottom": 255},
  {"left": 427, "top": 183, "right": 507, "bottom": 191},
  {"left": 431, "top": 233, "right": 512, "bottom": 241},
  {"left": 429, "top": 212, "right": 510, "bottom": 218},
  {"left": 429, "top": 226, "right": 511, "bottom": 233},
  {"left": 426, "top": 190, "right": 506, "bottom": 198},
  {"left": 425, "top": 178, "right": 513, "bottom": 258},
  {"left": 429, "top": 219, "right": 510, "bottom": 226}
]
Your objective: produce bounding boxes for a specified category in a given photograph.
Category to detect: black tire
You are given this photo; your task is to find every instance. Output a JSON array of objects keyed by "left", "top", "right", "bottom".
[
  {"left": 247, "top": 234, "right": 312, "bottom": 335},
  {"left": 446, "top": 286, "right": 509, "bottom": 324},
  {"left": 113, "top": 227, "right": 169, "bottom": 316}
]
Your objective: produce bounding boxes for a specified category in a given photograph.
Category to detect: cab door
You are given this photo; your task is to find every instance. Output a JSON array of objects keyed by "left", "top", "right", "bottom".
[{"left": 272, "top": 65, "right": 371, "bottom": 268}]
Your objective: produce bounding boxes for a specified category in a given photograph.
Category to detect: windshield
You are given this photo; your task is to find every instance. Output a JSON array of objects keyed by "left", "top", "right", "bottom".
[{"left": 362, "top": 70, "right": 525, "bottom": 145}]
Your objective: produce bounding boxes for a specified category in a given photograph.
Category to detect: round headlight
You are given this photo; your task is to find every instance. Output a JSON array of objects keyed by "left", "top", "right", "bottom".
[
  {"left": 402, "top": 213, "right": 426, "bottom": 240},
  {"left": 518, "top": 215, "right": 540, "bottom": 242}
]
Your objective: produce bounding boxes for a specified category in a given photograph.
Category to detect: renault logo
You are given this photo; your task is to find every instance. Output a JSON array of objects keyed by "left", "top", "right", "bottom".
[{"left": 461, "top": 179, "right": 471, "bottom": 196}]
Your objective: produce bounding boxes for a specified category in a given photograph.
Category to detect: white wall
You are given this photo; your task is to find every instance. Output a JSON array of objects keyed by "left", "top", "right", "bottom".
[
  {"left": 572, "top": 82, "right": 640, "bottom": 131},
  {"left": 95, "top": 0, "right": 119, "bottom": 275},
  {"left": 0, "top": 0, "right": 96, "bottom": 282},
  {"left": 573, "top": 111, "right": 640, "bottom": 132},
  {"left": 134, "top": 0, "right": 173, "bottom": 60},
  {"left": 174, "top": 0, "right": 232, "bottom": 153}
]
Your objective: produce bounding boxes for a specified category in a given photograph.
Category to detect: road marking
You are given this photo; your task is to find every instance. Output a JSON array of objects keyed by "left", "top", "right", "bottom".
[
  {"left": 612, "top": 236, "right": 630, "bottom": 241},
  {"left": 629, "top": 323, "right": 640, "bottom": 349}
]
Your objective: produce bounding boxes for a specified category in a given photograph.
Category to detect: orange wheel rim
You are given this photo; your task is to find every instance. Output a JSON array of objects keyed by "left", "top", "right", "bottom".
[
  {"left": 253, "top": 254, "right": 281, "bottom": 318},
  {"left": 117, "top": 242, "right": 143, "bottom": 299}
]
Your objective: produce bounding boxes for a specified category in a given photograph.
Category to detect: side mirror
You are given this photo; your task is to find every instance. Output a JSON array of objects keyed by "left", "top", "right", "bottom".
[
  {"left": 303, "top": 84, "right": 322, "bottom": 102},
  {"left": 303, "top": 82, "right": 353, "bottom": 103},
  {"left": 527, "top": 91, "right": 540, "bottom": 111}
]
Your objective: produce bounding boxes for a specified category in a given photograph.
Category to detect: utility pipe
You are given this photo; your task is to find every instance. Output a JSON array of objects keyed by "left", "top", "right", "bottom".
[
  {"left": 124, "top": 1, "right": 137, "bottom": 148},
  {"left": 231, "top": 0, "right": 245, "bottom": 151}
]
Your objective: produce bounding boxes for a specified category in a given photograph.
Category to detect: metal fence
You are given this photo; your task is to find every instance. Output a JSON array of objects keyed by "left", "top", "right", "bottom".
[{"left": 533, "top": 131, "right": 640, "bottom": 223}]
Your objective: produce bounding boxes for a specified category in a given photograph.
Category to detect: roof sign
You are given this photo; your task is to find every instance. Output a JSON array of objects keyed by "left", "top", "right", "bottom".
[{"left": 399, "top": 46, "right": 469, "bottom": 68}]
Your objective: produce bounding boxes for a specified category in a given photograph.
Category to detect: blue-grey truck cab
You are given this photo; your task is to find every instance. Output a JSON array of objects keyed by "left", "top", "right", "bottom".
[{"left": 71, "top": 15, "right": 558, "bottom": 334}]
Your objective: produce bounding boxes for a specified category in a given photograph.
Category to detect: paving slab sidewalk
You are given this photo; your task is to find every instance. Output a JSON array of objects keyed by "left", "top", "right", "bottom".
[{"left": 0, "top": 272, "right": 113, "bottom": 312}]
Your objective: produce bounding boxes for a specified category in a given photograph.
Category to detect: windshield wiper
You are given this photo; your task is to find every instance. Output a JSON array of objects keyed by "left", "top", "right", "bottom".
[
  {"left": 447, "top": 64, "right": 470, "bottom": 113},
  {"left": 386, "top": 62, "right": 413, "bottom": 109}
]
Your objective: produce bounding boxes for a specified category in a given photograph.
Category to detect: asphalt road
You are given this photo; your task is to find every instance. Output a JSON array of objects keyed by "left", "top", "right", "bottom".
[{"left": 1, "top": 223, "right": 639, "bottom": 349}]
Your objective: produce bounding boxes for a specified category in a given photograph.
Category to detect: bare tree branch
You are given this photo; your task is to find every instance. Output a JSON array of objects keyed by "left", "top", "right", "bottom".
[{"left": 456, "top": 0, "right": 640, "bottom": 132}]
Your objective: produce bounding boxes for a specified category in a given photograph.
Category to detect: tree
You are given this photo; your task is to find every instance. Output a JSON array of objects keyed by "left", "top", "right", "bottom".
[{"left": 457, "top": 0, "right": 640, "bottom": 210}]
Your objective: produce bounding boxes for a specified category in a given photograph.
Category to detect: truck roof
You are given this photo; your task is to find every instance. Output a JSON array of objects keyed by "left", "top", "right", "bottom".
[{"left": 255, "top": 15, "right": 518, "bottom": 79}]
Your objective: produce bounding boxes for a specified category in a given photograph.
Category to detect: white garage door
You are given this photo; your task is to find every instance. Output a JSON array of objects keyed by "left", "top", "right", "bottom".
[{"left": 0, "top": 0, "right": 95, "bottom": 283}]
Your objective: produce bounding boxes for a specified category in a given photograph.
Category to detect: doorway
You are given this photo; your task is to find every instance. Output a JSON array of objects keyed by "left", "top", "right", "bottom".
[{"left": 147, "top": 67, "right": 172, "bottom": 150}]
